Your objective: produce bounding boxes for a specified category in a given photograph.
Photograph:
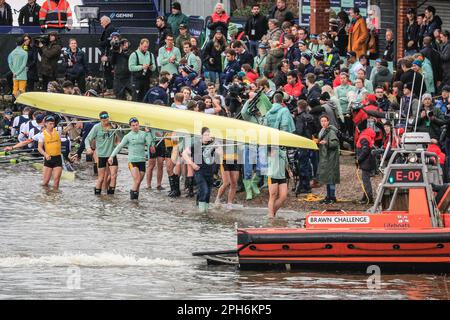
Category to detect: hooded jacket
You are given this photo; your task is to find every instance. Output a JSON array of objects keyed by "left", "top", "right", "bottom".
[
  {"left": 317, "top": 125, "right": 340, "bottom": 184},
  {"left": 356, "top": 128, "right": 376, "bottom": 171},
  {"left": 264, "top": 48, "right": 284, "bottom": 76},
  {"left": 264, "top": 103, "right": 295, "bottom": 133},
  {"left": 373, "top": 66, "right": 393, "bottom": 88}
]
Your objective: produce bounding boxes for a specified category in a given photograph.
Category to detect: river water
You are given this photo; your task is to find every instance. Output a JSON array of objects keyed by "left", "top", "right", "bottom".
[{"left": 1, "top": 156, "right": 450, "bottom": 300}]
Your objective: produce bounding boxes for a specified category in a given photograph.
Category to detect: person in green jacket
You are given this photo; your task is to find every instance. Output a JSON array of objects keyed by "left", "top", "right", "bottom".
[
  {"left": 263, "top": 93, "right": 296, "bottom": 218},
  {"left": 317, "top": 115, "right": 340, "bottom": 204},
  {"left": 182, "top": 41, "right": 201, "bottom": 74},
  {"left": 335, "top": 72, "right": 356, "bottom": 139},
  {"left": 8, "top": 37, "right": 28, "bottom": 98},
  {"left": 85, "top": 111, "right": 122, "bottom": 196},
  {"left": 109, "top": 117, "right": 156, "bottom": 200},
  {"left": 157, "top": 34, "right": 182, "bottom": 75},
  {"left": 175, "top": 24, "right": 191, "bottom": 51},
  {"left": 167, "top": 2, "right": 189, "bottom": 38}
]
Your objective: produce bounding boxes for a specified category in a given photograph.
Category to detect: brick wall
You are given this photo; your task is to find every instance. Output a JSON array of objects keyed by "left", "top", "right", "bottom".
[
  {"left": 310, "top": 0, "right": 330, "bottom": 34},
  {"left": 397, "top": 0, "right": 418, "bottom": 59}
]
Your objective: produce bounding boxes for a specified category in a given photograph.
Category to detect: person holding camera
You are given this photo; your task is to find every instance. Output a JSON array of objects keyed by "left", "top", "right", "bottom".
[
  {"left": 99, "top": 16, "right": 118, "bottom": 96},
  {"left": 62, "top": 38, "right": 89, "bottom": 93},
  {"left": 111, "top": 38, "right": 132, "bottom": 100},
  {"left": 129, "top": 38, "right": 156, "bottom": 102},
  {"left": 37, "top": 31, "right": 62, "bottom": 92},
  {"left": 416, "top": 93, "right": 445, "bottom": 140}
]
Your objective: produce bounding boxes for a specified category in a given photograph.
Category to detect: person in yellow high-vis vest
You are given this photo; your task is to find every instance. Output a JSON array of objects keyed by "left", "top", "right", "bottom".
[{"left": 37, "top": 115, "right": 63, "bottom": 189}]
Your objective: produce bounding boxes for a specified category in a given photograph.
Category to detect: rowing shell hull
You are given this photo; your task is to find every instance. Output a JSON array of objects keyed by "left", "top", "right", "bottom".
[
  {"left": 17, "top": 93, "right": 318, "bottom": 150},
  {"left": 237, "top": 228, "right": 450, "bottom": 272}
]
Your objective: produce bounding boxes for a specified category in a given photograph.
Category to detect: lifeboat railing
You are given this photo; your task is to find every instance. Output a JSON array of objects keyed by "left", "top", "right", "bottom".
[{"left": 370, "top": 148, "right": 443, "bottom": 228}]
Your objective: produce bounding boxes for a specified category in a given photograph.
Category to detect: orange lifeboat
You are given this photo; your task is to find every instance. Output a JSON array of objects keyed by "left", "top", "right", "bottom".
[{"left": 193, "top": 133, "right": 450, "bottom": 273}]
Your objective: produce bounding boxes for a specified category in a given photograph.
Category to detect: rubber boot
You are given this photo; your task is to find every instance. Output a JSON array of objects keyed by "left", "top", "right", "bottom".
[
  {"left": 198, "top": 202, "right": 207, "bottom": 213},
  {"left": 94, "top": 188, "right": 101, "bottom": 195},
  {"left": 251, "top": 174, "right": 261, "bottom": 196},
  {"left": 186, "top": 177, "right": 195, "bottom": 198},
  {"left": 167, "top": 175, "right": 175, "bottom": 197},
  {"left": 107, "top": 186, "right": 115, "bottom": 195},
  {"left": 243, "top": 179, "right": 253, "bottom": 200},
  {"left": 204, "top": 202, "right": 209, "bottom": 212},
  {"left": 169, "top": 175, "right": 181, "bottom": 197},
  {"left": 130, "top": 190, "right": 139, "bottom": 200}
]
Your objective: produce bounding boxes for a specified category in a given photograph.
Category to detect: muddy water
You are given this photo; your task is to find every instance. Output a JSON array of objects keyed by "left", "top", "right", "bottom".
[{"left": 1, "top": 156, "right": 450, "bottom": 300}]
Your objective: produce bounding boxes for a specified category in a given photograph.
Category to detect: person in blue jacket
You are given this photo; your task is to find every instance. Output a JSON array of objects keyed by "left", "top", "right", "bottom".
[{"left": 219, "top": 49, "right": 241, "bottom": 95}]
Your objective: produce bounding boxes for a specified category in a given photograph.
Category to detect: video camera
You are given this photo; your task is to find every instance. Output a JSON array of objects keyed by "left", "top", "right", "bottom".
[{"left": 34, "top": 35, "right": 49, "bottom": 46}]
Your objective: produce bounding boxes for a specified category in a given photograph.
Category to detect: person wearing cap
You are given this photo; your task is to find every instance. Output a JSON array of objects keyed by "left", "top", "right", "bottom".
[
  {"left": 189, "top": 73, "right": 207, "bottom": 96},
  {"left": 441, "top": 30, "right": 450, "bottom": 88},
  {"left": 308, "top": 34, "right": 321, "bottom": 57},
  {"left": 175, "top": 24, "right": 191, "bottom": 52},
  {"left": 372, "top": 60, "right": 393, "bottom": 89},
  {"left": 36, "top": 115, "right": 63, "bottom": 189},
  {"left": 6, "top": 112, "right": 45, "bottom": 151},
  {"left": 109, "top": 118, "right": 155, "bottom": 200},
  {"left": 8, "top": 37, "right": 28, "bottom": 98},
  {"left": 400, "top": 59, "right": 426, "bottom": 98},
  {"left": 85, "top": 111, "right": 122, "bottom": 196},
  {"left": 301, "top": 52, "right": 315, "bottom": 76},
  {"left": 0, "top": 109, "right": 13, "bottom": 137},
  {"left": 244, "top": 4, "right": 268, "bottom": 57},
  {"left": 416, "top": 93, "right": 445, "bottom": 140},
  {"left": 436, "top": 85, "right": 450, "bottom": 114},
  {"left": 158, "top": 34, "right": 181, "bottom": 76},
  {"left": 348, "top": 7, "right": 368, "bottom": 59},
  {"left": 254, "top": 43, "right": 269, "bottom": 77},
  {"left": 404, "top": 8, "right": 420, "bottom": 56},
  {"left": 413, "top": 54, "right": 435, "bottom": 95},
  {"left": 399, "top": 82, "right": 419, "bottom": 122},
  {"left": 129, "top": 38, "right": 156, "bottom": 102},
  {"left": 37, "top": 31, "right": 61, "bottom": 92},
  {"left": 167, "top": 2, "right": 189, "bottom": 39}
]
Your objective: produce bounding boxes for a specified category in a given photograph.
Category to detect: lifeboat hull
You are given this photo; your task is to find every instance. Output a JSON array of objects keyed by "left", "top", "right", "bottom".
[{"left": 237, "top": 228, "right": 450, "bottom": 272}]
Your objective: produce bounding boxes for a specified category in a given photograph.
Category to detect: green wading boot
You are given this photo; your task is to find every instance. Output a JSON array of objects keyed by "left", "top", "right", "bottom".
[
  {"left": 198, "top": 202, "right": 207, "bottom": 213},
  {"left": 243, "top": 180, "right": 253, "bottom": 200},
  {"left": 251, "top": 174, "right": 261, "bottom": 196}
]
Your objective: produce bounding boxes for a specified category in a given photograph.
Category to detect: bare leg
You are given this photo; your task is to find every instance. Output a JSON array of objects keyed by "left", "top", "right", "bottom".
[
  {"left": 227, "top": 170, "right": 239, "bottom": 204},
  {"left": 147, "top": 158, "right": 156, "bottom": 188},
  {"left": 273, "top": 183, "right": 288, "bottom": 213},
  {"left": 42, "top": 166, "right": 52, "bottom": 187},
  {"left": 96, "top": 167, "right": 106, "bottom": 189},
  {"left": 52, "top": 167, "right": 63, "bottom": 189},
  {"left": 156, "top": 156, "right": 164, "bottom": 187},
  {"left": 130, "top": 167, "right": 141, "bottom": 191},
  {"left": 268, "top": 183, "right": 279, "bottom": 218},
  {"left": 109, "top": 165, "right": 118, "bottom": 188},
  {"left": 216, "top": 170, "right": 230, "bottom": 202}
]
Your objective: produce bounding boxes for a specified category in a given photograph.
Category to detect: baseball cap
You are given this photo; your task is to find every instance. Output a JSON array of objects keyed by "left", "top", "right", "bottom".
[
  {"left": 347, "top": 51, "right": 357, "bottom": 58},
  {"left": 4, "top": 109, "right": 13, "bottom": 116},
  {"left": 179, "top": 23, "right": 187, "bottom": 29},
  {"left": 442, "top": 85, "right": 450, "bottom": 92}
]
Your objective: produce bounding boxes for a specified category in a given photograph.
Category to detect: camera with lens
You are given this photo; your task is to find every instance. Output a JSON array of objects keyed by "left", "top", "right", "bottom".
[
  {"left": 110, "top": 39, "right": 121, "bottom": 52},
  {"left": 427, "top": 110, "right": 434, "bottom": 118},
  {"left": 228, "top": 82, "right": 245, "bottom": 98},
  {"left": 34, "top": 35, "right": 49, "bottom": 46}
]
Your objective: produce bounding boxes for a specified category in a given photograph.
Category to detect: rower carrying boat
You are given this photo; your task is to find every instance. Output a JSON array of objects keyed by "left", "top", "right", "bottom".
[{"left": 194, "top": 133, "right": 450, "bottom": 273}]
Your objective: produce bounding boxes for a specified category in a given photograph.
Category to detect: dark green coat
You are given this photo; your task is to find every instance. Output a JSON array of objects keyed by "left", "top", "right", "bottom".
[{"left": 317, "top": 125, "right": 340, "bottom": 184}]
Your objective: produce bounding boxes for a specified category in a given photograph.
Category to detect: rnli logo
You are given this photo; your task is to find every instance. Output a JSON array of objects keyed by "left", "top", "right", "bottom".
[{"left": 308, "top": 216, "right": 371, "bottom": 224}]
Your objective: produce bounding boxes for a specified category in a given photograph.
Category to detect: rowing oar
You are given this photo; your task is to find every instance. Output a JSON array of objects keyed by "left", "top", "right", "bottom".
[
  {"left": 0, "top": 157, "right": 43, "bottom": 164},
  {"left": 0, "top": 148, "right": 38, "bottom": 156},
  {"left": 0, "top": 142, "right": 16, "bottom": 147}
]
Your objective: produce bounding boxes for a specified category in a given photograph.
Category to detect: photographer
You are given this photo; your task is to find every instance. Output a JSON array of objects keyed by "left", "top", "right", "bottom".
[
  {"left": 416, "top": 94, "right": 445, "bottom": 140},
  {"left": 225, "top": 75, "right": 246, "bottom": 117},
  {"left": 111, "top": 38, "right": 132, "bottom": 100},
  {"left": 62, "top": 38, "right": 89, "bottom": 93},
  {"left": 98, "top": 16, "right": 118, "bottom": 96},
  {"left": 37, "top": 31, "right": 62, "bottom": 92},
  {"left": 128, "top": 38, "right": 156, "bottom": 102}
]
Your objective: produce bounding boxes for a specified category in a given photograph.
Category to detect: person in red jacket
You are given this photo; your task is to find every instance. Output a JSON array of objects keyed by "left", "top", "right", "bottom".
[
  {"left": 39, "top": 0, "right": 73, "bottom": 32},
  {"left": 283, "top": 70, "right": 304, "bottom": 98},
  {"left": 207, "top": 3, "right": 230, "bottom": 38},
  {"left": 427, "top": 139, "right": 446, "bottom": 166}
]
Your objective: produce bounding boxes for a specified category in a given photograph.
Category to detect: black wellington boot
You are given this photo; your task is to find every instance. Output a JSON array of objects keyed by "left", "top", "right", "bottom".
[
  {"left": 170, "top": 175, "right": 181, "bottom": 197},
  {"left": 94, "top": 188, "right": 101, "bottom": 195},
  {"left": 167, "top": 175, "right": 175, "bottom": 197},
  {"left": 107, "top": 186, "right": 115, "bottom": 195},
  {"left": 186, "top": 177, "right": 195, "bottom": 198}
]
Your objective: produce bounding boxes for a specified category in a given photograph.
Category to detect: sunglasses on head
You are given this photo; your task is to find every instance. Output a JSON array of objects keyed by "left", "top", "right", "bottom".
[
  {"left": 100, "top": 114, "right": 109, "bottom": 119},
  {"left": 45, "top": 116, "right": 55, "bottom": 122},
  {"left": 129, "top": 117, "right": 138, "bottom": 124}
]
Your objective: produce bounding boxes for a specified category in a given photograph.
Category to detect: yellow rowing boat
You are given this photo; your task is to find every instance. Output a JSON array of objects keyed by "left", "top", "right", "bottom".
[{"left": 17, "top": 93, "right": 318, "bottom": 150}]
